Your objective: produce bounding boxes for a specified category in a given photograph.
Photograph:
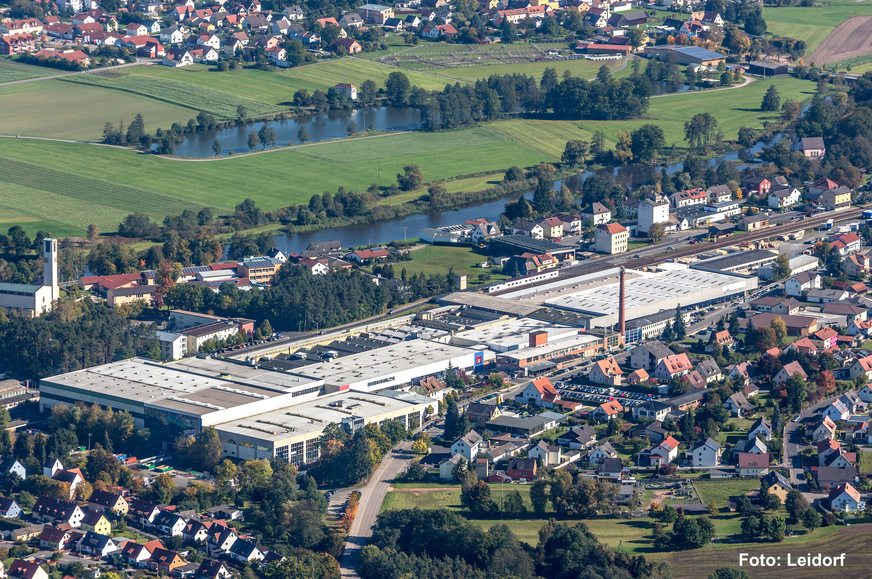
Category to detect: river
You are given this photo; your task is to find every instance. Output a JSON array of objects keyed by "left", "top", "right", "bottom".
[
  {"left": 270, "top": 132, "right": 791, "bottom": 253},
  {"left": 171, "top": 107, "right": 422, "bottom": 157}
]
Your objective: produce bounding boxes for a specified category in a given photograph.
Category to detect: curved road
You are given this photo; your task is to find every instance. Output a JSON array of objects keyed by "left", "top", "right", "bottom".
[{"left": 339, "top": 439, "right": 415, "bottom": 578}]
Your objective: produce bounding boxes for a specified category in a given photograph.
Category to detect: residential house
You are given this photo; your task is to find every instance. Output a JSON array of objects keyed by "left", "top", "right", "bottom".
[
  {"left": 205, "top": 505, "right": 243, "bottom": 521},
  {"left": 822, "top": 399, "right": 850, "bottom": 422},
  {"left": 0, "top": 497, "right": 21, "bottom": 519},
  {"left": 150, "top": 548, "right": 187, "bottom": 572},
  {"left": 599, "top": 457, "right": 624, "bottom": 478},
  {"left": 811, "top": 327, "right": 839, "bottom": 350},
  {"left": 631, "top": 343, "right": 675, "bottom": 373},
  {"left": 707, "top": 184, "right": 732, "bottom": 203},
  {"left": 197, "top": 560, "right": 231, "bottom": 579},
  {"left": 538, "top": 217, "right": 564, "bottom": 239},
  {"left": 588, "top": 442, "right": 617, "bottom": 465},
  {"left": 32, "top": 497, "right": 83, "bottom": 527},
  {"left": 527, "top": 441, "right": 563, "bottom": 466},
  {"left": 859, "top": 383, "right": 872, "bottom": 404},
  {"left": 800, "top": 136, "right": 826, "bottom": 159},
  {"left": 8, "top": 561, "right": 47, "bottom": 579},
  {"left": 841, "top": 254, "right": 869, "bottom": 278},
  {"left": 556, "top": 425, "right": 597, "bottom": 449},
  {"left": 595, "top": 223, "right": 629, "bottom": 255},
  {"left": 153, "top": 510, "right": 187, "bottom": 537},
  {"left": 750, "top": 297, "right": 802, "bottom": 315},
  {"left": 328, "top": 38, "right": 362, "bottom": 53},
  {"left": 773, "top": 361, "right": 808, "bottom": 386},
  {"left": 39, "top": 526, "right": 72, "bottom": 551},
  {"left": 806, "top": 416, "right": 837, "bottom": 441},
  {"left": 464, "top": 402, "right": 501, "bottom": 428},
  {"left": 183, "top": 520, "right": 210, "bottom": 544},
  {"left": 627, "top": 368, "right": 649, "bottom": 384},
  {"left": 0, "top": 459, "right": 25, "bottom": 481},
  {"left": 724, "top": 392, "right": 755, "bottom": 417},
  {"left": 727, "top": 361, "right": 754, "bottom": 385},
  {"left": 581, "top": 202, "right": 611, "bottom": 225},
  {"left": 450, "top": 430, "right": 483, "bottom": 461},
  {"left": 706, "top": 330, "right": 734, "bottom": 353},
  {"left": 639, "top": 435, "right": 680, "bottom": 467},
  {"left": 741, "top": 175, "right": 771, "bottom": 196},
  {"left": 785, "top": 272, "right": 821, "bottom": 298},
  {"left": 592, "top": 400, "right": 624, "bottom": 421},
  {"left": 121, "top": 540, "right": 164, "bottom": 567},
  {"left": 829, "top": 482, "right": 864, "bottom": 511},
  {"left": 737, "top": 452, "right": 770, "bottom": 477},
  {"left": 79, "top": 531, "right": 117, "bottom": 557},
  {"left": 768, "top": 187, "right": 801, "bottom": 208},
  {"left": 690, "top": 437, "right": 722, "bottom": 467},
  {"left": 207, "top": 524, "right": 237, "bottom": 552},
  {"left": 652, "top": 353, "right": 693, "bottom": 381},
  {"left": 162, "top": 48, "right": 194, "bottom": 66},
  {"left": 849, "top": 355, "right": 872, "bottom": 381},
  {"left": 80, "top": 511, "right": 111, "bottom": 535},
  {"left": 762, "top": 471, "right": 792, "bottom": 501},
  {"left": 829, "top": 232, "right": 862, "bottom": 255},
  {"left": 128, "top": 499, "right": 160, "bottom": 526},
  {"left": 160, "top": 26, "right": 184, "bottom": 44},
  {"left": 823, "top": 186, "right": 852, "bottom": 211},
  {"left": 787, "top": 337, "right": 817, "bottom": 357},
  {"left": 638, "top": 196, "right": 671, "bottom": 235},
  {"left": 633, "top": 400, "right": 671, "bottom": 422},
  {"left": 589, "top": 357, "right": 622, "bottom": 385},
  {"left": 516, "top": 377, "right": 561, "bottom": 408},
  {"left": 506, "top": 457, "right": 537, "bottom": 480},
  {"left": 817, "top": 466, "right": 857, "bottom": 487},
  {"left": 748, "top": 417, "right": 773, "bottom": 441},
  {"left": 670, "top": 188, "right": 708, "bottom": 208},
  {"left": 227, "top": 540, "right": 263, "bottom": 563},
  {"left": 628, "top": 421, "right": 668, "bottom": 443}
]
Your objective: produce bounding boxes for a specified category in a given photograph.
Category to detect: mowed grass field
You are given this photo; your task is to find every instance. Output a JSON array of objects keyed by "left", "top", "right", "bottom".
[
  {"left": 765, "top": 0, "right": 872, "bottom": 55},
  {"left": 0, "top": 56, "right": 66, "bottom": 79},
  {"left": 396, "top": 245, "right": 508, "bottom": 283},
  {"left": 0, "top": 126, "right": 549, "bottom": 236},
  {"left": 584, "top": 76, "right": 816, "bottom": 148},
  {"left": 0, "top": 78, "right": 197, "bottom": 140}
]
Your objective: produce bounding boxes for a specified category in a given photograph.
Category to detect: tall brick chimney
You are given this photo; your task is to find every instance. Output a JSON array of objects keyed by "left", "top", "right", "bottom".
[{"left": 618, "top": 267, "right": 626, "bottom": 347}]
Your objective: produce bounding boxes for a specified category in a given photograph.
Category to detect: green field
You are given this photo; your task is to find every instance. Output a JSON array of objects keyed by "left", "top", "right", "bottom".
[
  {"left": 584, "top": 76, "right": 816, "bottom": 148},
  {"left": 0, "top": 79, "right": 197, "bottom": 140},
  {"left": 765, "top": 0, "right": 872, "bottom": 56},
  {"left": 693, "top": 479, "right": 760, "bottom": 506},
  {"left": 62, "top": 71, "right": 282, "bottom": 118},
  {"left": 398, "top": 245, "right": 508, "bottom": 284},
  {"left": 0, "top": 70, "right": 34, "bottom": 83},
  {"left": 0, "top": 56, "right": 65, "bottom": 79},
  {"left": 0, "top": 126, "right": 547, "bottom": 236}
]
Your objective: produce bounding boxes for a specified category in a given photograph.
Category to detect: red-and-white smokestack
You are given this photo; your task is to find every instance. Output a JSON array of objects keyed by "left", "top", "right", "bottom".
[{"left": 618, "top": 267, "right": 626, "bottom": 347}]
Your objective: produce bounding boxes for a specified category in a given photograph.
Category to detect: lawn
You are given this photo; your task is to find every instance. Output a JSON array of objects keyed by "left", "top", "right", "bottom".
[
  {"left": 585, "top": 76, "right": 816, "bottom": 149},
  {"left": 693, "top": 479, "right": 759, "bottom": 506},
  {"left": 489, "top": 119, "right": 607, "bottom": 158},
  {"left": 399, "top": 245, "right": 508, "bottom": 284},
  {"left": 0, "top": 56, "right": 66, "bottom": 79},
  {"left": 0, "top": 126, "right": 547, "bottom": 235},
  {"left": 433, "top": 59, "right": 617, "bottom": 84},
  {"left": 61, "top": 71, "right": 282, "bottom": 118},
  {"left": 0, "top": 78, "right": 197, "bottom": 140},
  {"left": 859, "top": 449, "right": 872, "bottom": 474}
]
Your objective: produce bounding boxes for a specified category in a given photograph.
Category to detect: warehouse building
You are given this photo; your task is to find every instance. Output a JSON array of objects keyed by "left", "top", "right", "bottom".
[
  {"left": 543, "top": 266, "right": 757, "bottom": 328},
  {"left": 690, "top": 250, "right": 779, "bottom": 275},
  {"left": 38, "top": 355, "right": 430, "bottom": 466}
]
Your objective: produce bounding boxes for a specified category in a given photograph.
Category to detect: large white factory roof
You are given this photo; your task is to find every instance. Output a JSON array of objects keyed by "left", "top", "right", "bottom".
[
  {"left": 545, "top": 267, "right": 753, "bottom": 317},
  {"left": 214, "top": 389, "right": 430, "bottom": 444},
  {"left": 451, "top": 318, "right": 577, "bottom": 352},
  {"left": 285, "top": 340, "right": 484, "bottom": 387}
]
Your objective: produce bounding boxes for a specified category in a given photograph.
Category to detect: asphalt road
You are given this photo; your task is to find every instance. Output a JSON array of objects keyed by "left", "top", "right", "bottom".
[
  {"left": 782, "top": 391, "right": 854, "bottom": 485},
  {"left": 338, "top": 439, "right": 415, "bottom": 579}
]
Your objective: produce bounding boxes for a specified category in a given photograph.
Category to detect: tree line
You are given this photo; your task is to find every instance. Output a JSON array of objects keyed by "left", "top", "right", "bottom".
[{"left": 360, "top": 508, "right": 672, "bottom": 579}]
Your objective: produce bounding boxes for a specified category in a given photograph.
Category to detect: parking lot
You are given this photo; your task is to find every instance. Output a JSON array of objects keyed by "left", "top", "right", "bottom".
[{"left": 553, "top": 378, "right": 661, "bottom": 407}]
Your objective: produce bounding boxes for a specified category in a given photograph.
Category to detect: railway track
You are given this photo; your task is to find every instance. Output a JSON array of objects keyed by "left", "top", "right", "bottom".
[{"left": 557, "top": 204, "right": 872, "bottom": 280}]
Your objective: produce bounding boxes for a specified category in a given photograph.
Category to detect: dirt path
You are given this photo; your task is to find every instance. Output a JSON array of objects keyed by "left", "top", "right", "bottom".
[
  {"left": 810, "top": 15, "right": 872, "bottom": 64},
  {"left": 651, "top": 74, "right": 754, "bottom": 98}
]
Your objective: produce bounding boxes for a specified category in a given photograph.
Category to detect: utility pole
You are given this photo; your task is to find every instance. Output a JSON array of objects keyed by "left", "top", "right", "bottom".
[{"left": 402, "top": 226, "right": 408, "bottom": 245}]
